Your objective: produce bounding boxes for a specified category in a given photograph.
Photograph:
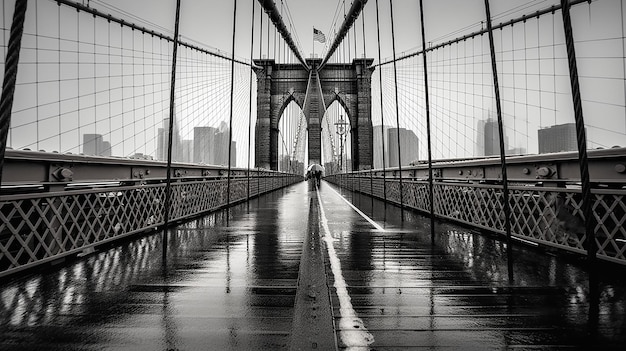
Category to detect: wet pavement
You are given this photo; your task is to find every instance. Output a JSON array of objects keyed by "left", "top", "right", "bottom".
[{"left": 1, "top": 180, "right": 626, "bottom": 350}]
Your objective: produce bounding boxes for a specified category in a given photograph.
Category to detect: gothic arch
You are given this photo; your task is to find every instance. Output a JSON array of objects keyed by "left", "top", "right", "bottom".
[
  {"left": 255, "top": 58, "right": 373, "bottom": 171},
  {"left": 323, "top": 92, "right": 352, "bottom": 124},
  {"left": 275, "top": 92, "right": 305, "bottom": 129}
]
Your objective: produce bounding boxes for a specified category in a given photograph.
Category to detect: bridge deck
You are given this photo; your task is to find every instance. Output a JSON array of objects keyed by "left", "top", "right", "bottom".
[{"left": 1, "top": 181, "right": 625, "bottom": 350}]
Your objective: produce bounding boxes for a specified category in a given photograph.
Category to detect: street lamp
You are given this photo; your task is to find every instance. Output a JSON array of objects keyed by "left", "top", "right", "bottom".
[{"left": 335, "top": 116, "right": 349, "bottom": 173}]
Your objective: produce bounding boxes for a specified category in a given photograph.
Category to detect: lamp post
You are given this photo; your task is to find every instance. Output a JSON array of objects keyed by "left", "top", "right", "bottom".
[{"left": 335, "top": 116, "right": 349, "bottom": 172}]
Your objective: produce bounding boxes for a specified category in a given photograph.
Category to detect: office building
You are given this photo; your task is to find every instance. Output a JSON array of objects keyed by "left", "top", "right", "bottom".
[
  {"left": 82, "top": 134, "right": 111, "bottom": 156},
  {"left": 538, "top": 123, "right": 578, "bottom": 153},
  {"left": 373, "top": 125, "right": 390, "bottom": 169},
  {"left": 157, "top": 117, "right": 183, "bottom": 162},
  {"left": 388, "top": 127, "right": 418, "bottom": 167}
]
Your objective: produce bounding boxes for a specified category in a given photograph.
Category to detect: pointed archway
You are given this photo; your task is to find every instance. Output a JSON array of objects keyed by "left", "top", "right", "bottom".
[{"left": 254, "top": 58, "right": 373, "bottom": 171}]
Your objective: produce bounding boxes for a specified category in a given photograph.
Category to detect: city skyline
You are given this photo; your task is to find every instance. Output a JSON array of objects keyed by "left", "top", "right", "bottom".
[{"left": 4, "top": 0, "right": 625, "bottom": 170}]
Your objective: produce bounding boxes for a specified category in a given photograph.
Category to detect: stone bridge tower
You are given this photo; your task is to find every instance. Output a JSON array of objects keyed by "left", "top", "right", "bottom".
[{"left": 254, "top": 58, "right": 374, "bottom": 171}]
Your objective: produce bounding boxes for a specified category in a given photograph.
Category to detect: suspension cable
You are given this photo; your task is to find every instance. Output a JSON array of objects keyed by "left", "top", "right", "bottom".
[
  {"left": 374, "top": 0, "right": 386, "bottom": 201},
  {"left": 247, "top": 0, "right": 256, "bottom": 198},
  {"left": 484, "top": 0, "right": 514, "bottom": 280},
  {"left": 162, "top": 0, "right": 182, "bottom": 256},
  {"left": 375, "top": 0, "right": 590, "bottom": 68},
  {"left": 419, "top": 0, "right": 436, "bottom": 243},
  {"left": 0, "top": 0, "right": 28, "bottom": 185},
  {"left": 226, "top": 0, "right": 238, "bottom": 207},
  {"left": 389, "top": 0, "right": 404, "bottom": 211},
  {"left": 559, "top": 0, "right": 595, "bottom": 266}
]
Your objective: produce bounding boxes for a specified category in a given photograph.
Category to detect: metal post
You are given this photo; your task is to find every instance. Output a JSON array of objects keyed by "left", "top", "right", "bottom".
[
  {"left": 163, "top": 0, "right": 182, "bottom": 258},
  {"left": 559, "top": 0, "right": 596, "bottom": 265},
  {"left": 418, "top": 0, "right": 436, "bottom": 244},
  {"left": 370, "top": 166, "right": 374, "bottom": 202},
  {"left": 0, "top": 0, "right": 28, "bottom": 185},
  {"left": 484, "top": 0, "right": 514, "bottom": 281},
  {"left": 226, "top": 0, "right": 238, "bottom": 207},
  {"left": 389, "top": 0, "right": 404, "bottom": 212},
  {"left": 336, "top": 116, "right": 348, "bottom": 173}
]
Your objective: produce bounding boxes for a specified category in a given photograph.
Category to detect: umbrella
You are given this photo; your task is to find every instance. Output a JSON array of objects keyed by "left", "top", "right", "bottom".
[{"left": 307, "top": 164, "right": 324, "bottom": 172}]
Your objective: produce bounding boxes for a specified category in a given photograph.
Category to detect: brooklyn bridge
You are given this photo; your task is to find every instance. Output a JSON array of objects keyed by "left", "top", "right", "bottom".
[{"left": 0, "top": 0, "right": 625, "bottom": 349}]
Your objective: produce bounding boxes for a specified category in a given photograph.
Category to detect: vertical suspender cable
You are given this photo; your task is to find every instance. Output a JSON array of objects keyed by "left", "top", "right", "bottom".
[
  {"left": 227, "top": 0, "right": 238, "bottom": 207},
  {"left": 0, "top": 0, "right": 28, "bottom": 185},
  {"left": 362, "top": 3, "right": 371, "bottom": 192},
  {"left": 353, "top": 9, "right": 358, "bottom": 59},
  {"left": 247, "top": 0, "right": 256, "bottom": 199},
  {"left": 559, "top": 0, "right": 595, "bottom": 266},
  {"left": 484, "top": 0, "right": 514, "bottom": 279},
  {"left": 163, "top": 0, "right": 182, "bottom": 256},
  {"left": 343, "top": 1, "right": 347, "bottom": 63},
  {"left": 279, "top": 1, "right": 282, "bottom": 63},
  {"left": 622, "top": 1, "right": 626, "bottom": 134},
  {"left": 419, "top": 0, "right": 436, "bottom": 243},
  {"left": 361, "top": 1, "right": 366, "bottom": 59},
  {"left": 35, "top": 2, "right": 39, "bottom": 151},
  {"left": 374, "top": 0, "right": 386, "bottom": 201},
  {"left": 258, "top": 2, "right": 263, "bottom": 195},
  {"left": 266, "top": 9, "right": 270, "bottom": 59},
  {"left": 389, "top": 0, "right": 404, "bottom": 211}
]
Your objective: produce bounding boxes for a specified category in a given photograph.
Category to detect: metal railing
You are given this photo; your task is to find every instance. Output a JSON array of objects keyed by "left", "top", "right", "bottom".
[
  {"left": 325, "top": 148, "right": 626, "bottom": 265},
  {"left": 0, "top": 149, "right": 302, "bottom": 278}
]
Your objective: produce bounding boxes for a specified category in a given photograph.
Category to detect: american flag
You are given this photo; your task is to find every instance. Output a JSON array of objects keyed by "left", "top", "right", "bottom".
[{"left": 313, "top": 28, "right": 326, "bottom": 43}]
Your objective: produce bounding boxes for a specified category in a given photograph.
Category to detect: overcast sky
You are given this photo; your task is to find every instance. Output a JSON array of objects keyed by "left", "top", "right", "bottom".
[
  {"left": 3, "top": 0, "right": 625, "bottom": 164},
  {"left": 85, "top": 0, "right": 569, "bottom": 63}
]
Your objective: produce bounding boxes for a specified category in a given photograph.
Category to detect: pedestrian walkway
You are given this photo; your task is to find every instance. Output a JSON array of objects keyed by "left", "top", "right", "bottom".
[
  {"left": 0, "top": 180, "right": 625, "bottom": 350},
  {"left": 318, "top": 182, "right": 626, "bottom": 350}
]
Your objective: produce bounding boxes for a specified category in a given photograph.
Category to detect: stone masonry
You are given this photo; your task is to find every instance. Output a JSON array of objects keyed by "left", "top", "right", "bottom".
[{"left": 254, "top": 58, "right": 374, "bottom": 171}]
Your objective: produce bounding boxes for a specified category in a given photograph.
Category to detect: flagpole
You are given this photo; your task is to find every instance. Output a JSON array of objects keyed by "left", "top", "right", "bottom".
[{"left": 312, "top": 27, "right": 314, "bottom": 59}]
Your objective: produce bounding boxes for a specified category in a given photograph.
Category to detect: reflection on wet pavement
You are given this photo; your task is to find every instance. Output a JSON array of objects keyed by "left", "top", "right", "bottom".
[
  {"left": 322, "top": 181, "right": 626, "bottom": 350},
  {"left": 0, "top": 184, "right": 311, "bottom": 350},
  {"left": 0, "top": 180, "right": 625, "bottom": 350}
]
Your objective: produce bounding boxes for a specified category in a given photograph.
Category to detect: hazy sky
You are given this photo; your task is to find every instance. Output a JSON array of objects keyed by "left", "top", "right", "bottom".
[
  {"left": 3, "top": 0, "right": 625, "bottom": 165},
  {"left": 84, "top": 0, "right": 567, "bottom": 63}
]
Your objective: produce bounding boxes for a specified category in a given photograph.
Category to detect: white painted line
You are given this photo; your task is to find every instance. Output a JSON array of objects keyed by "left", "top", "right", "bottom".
[
  {"left": 323, "top": 183, "right": 385, "bottom": 232},
  {"left": 316, "top": 187, "right": 375, "bottom": 349}
]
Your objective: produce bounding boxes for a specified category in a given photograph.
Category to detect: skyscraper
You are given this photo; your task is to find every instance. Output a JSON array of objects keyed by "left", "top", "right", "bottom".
[
  {"left": 82, "top": 134, "right": 111, "bottom": 156},
  {"left": 387, "top": 127, "right": 418, "bottom": 167},
  {"left": 230, "top": 141, "right": 237, "bottom": 167},
  {"left": 214, "top": 122, "right": 230, "bottom": 166},
  {"left": 157, "top": 117, "right": 183, "bottom": 162},
  {"left": 193, "top": 126, "right": 217, "bottom": 164},
  {"left": 538, "top": 123, "right": 578, "bottom": 153},
  {"left": 181, "top": 140, "right": 193, "bottom": 163},
  {"left": 478, "top": 118, "right": 510, "bottom": 156},
  {"left": 193, "top": 123, "right": 236, "bottom": 166},
  {"left": 483, "top": 119, "right": 500, "bottom": 156},
  {"left": 373, "top": 125, "right": 390, "bottom": 169},
  {"left": 101, "top": 141, "right": 111, "bottom": 157}
]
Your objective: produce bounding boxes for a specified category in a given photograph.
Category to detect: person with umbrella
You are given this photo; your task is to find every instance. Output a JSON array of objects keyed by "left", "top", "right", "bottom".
[{"left": 306, "top": 164, "right": 324, "bottom": 186}]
